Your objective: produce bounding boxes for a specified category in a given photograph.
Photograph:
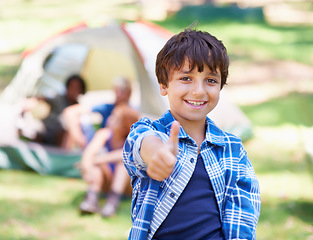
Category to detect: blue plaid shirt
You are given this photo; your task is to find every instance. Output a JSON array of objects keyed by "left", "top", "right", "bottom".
[{"left": 123, "top": 111, "right": 261, "bottom": 240}]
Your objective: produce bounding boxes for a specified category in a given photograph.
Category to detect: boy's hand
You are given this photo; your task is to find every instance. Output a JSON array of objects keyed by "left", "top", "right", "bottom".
[{"left": 142, "top": 121, "right": 180, "bottom": 181}]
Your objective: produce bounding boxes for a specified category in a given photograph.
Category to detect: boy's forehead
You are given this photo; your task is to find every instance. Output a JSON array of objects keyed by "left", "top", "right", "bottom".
[{"left": 175, "top": 58, "right": 221, "bottom": 74}]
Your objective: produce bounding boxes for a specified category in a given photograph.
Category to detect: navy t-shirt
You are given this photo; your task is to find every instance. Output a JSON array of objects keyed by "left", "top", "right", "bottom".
[
  {"left": 81, "top": 104, "right": 115, "bottom": 143},
  {"left": 92, "top": 103, "right": 115, "bottom": 128},
  {"left": 153, "top": 154, "right": 224, "bottom": 240}
]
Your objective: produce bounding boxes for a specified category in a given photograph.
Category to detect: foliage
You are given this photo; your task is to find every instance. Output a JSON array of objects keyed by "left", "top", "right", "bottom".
[{"left": 167, "top": 4, "right": 266, "bottom": 24}]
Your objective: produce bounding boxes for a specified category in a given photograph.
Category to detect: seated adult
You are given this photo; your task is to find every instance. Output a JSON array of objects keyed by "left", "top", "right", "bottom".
[
  {"left": 79, "top": 103, "right": 139, "bottom": 217},
  {"left": 62, "top": 77, "right": 132, "bottom": 150},
  {"left": 20, "top": 74, "right": 86, "bottom": 146}
]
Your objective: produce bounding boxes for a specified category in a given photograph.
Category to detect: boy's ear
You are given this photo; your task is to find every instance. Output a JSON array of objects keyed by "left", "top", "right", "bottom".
[{"left": 159, "top": 84, "right": 168, "bottom": 96}]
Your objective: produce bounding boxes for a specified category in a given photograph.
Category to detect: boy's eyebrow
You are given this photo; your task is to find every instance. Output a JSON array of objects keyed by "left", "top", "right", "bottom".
[
  {"left": 208, "top": 72, "right": 220, "bottom": 77},
  {"left": 179, "top": 69, "right": 221, "bottom": 77}
]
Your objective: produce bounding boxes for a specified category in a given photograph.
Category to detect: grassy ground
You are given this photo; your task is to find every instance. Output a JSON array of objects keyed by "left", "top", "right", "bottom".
[
  {"left": 1, "top": 1, "right": 313, "bottom": 239},
  {"left": 0, "top": 170, "right": 132, "bottom": 240}
]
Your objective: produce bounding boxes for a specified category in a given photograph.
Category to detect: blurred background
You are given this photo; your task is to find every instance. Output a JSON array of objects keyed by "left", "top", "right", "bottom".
[{"left": 0, "top": 0, "right": 312, "bottom": 239}]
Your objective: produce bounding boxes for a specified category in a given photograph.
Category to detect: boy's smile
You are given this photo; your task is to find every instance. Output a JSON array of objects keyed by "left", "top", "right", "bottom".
[{"left": 160, "top": 60, "right": 221, "bottom": 128}]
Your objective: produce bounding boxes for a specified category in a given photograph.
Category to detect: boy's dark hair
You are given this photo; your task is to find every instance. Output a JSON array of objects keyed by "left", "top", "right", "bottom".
[
  {"left": 65, "top": 74, "right": 86, "bottom": 94},
  {"left": 156, "top": 29, "right": 229, "bottom": 89}
]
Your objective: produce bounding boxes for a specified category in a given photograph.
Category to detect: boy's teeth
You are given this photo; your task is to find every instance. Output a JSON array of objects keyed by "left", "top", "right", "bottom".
[{"left": 187, "top": 101, "right": 204, "bottom": 106}]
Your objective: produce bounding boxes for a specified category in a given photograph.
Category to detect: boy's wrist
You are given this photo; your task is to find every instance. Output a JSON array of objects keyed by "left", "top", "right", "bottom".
[
  {"left": 141, "top": 135, "right": 164, "bottom": 165},
  {"left": 133, "top": 130, "right": 167, "bottom": 169}
]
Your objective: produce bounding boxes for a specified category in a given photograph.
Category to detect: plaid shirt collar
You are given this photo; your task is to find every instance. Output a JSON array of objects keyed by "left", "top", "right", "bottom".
[{"left": 160, "top": 110, "right": 226, "bottom": 147}]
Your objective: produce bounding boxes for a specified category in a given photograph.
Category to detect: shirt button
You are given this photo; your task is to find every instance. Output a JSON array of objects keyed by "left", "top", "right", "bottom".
[
  {"left": 170, "top": 192, "right": 175, "bottom": 198},
  {"left": 190, "top": 158, "right": 194, "bottom": 163}
]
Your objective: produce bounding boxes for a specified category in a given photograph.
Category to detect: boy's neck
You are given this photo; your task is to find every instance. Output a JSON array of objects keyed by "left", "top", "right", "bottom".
[{"left": 180, "top": 120, "right": 206, "bottom": 149}]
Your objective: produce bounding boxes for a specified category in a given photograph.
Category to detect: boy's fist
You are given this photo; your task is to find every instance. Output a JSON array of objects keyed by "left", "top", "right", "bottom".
[{"left": 145, "top": 121, "right": 180, "bottom": 181}]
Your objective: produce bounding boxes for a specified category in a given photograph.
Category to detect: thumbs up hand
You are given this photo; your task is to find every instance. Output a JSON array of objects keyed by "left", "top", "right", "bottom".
[
  {"left": 167, "top": 121, "right": 180, "bottom": 158},
  {"left": 141, "top": 121, "right": 180, "bottom": 181}
]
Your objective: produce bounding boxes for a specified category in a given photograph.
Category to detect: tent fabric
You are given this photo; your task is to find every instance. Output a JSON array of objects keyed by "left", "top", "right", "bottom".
[
  {"left": 0, "top": 21, "right": 168, "bottom": 116},
  {"left": 0, "top": 20, "right": 253, "bottom": 178},
  {"left": 0, "top": 142, "right": 82, "bottom": 178}
]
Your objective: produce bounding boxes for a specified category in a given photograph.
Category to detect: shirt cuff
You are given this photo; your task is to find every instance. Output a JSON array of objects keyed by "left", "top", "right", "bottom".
[{"left": 133, "top": 130, "right": 170, "bottom": 169}]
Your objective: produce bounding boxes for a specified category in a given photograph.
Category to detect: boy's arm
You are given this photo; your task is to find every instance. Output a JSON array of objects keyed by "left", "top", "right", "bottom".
[
  {"left": 140, "top": 121, "right": 179, "bottom": 181},
  {"left": 223, "top": 150, "right": 261, "bottom": 240},
  {"left": 123, "top": 118, "right": 180, "bottom": 180}
]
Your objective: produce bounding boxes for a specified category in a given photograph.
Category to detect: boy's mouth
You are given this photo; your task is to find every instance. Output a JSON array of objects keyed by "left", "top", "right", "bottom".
[{"left": 185, "top": 100, "right": 206, "bottom": 106}]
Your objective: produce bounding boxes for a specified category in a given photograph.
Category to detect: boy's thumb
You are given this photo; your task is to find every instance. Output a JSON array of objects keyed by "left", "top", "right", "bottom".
[{"left": 169, "top": 121, "right": 180, "bottom": 155}]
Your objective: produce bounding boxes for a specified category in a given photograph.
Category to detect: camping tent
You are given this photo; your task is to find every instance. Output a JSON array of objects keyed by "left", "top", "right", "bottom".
[
  {"left": 0, "top": 20, "right": 252, "bottom": 178},
  {"left": 0, "top": 20, "right": 170, "bottom": 116}
]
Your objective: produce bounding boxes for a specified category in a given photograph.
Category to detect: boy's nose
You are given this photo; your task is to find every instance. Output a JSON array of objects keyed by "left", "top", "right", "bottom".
[{"left": 191, "top": 81, "right": 205, "bottom": 96}]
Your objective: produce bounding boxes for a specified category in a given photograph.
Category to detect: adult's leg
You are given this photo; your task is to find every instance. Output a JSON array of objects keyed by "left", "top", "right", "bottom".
[
  {"left": 100, "top": 162, "right": 131, "bottom": 217},
  {"left": 80, "top": 164, "right": 108, "bottom": 214}
]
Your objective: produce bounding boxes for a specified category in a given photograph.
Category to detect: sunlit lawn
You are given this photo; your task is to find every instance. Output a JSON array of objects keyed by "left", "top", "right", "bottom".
[
  {"left": 0, "top": 170, "right": 132, "bottom": 240},
  {"left": 247, "top": 126, "right": 313, "bottom": 240},
  {"left": 242, "top": 93, "right": 313, "bottom": 239},
  {"left": 1, "top": 1, "right": 313, "bottom": 240}
]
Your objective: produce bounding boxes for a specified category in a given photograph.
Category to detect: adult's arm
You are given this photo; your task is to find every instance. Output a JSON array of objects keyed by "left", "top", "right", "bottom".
[
  {"left": 62, "top": 104, "right": 91, "bottom": 148},
  {"left": 94, "top": 148, "right": 123, "bottom": 164},
  {"left": 80, "top": 128, "right": 111, "bottom": 169}
]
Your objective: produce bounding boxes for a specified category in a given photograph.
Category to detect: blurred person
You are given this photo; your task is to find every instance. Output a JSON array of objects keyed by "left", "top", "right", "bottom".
[
  {"left": 19, "top": 74, "right": 86, "bottom": 146},
  {"left": 62, "top": 76, "right": 132, "bottom": 150},
  {"left": 79, "top": 103, "right": 139, "bottom": 217}
]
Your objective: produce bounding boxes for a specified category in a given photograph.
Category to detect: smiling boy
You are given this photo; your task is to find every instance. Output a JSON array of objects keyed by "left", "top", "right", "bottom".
[{"left": 123, "top": 29, "right": 261, "bottom": 240}]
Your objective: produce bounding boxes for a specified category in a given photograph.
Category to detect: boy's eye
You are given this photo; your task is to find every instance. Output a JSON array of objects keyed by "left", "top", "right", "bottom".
[
  {"left": 206, "top": 78, "right": 217, "bottom": 84},
  {"left": 180, "top": 76, "right": 191, "bottom": 81}
]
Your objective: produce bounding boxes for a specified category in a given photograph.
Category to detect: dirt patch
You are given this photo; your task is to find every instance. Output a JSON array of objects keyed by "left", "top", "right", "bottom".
[
  {"left": 227, "top": 60, "right": 313, "bottom": 105},
  {"left": 229, "top": 60, "right": 313, "bottom": 85}
]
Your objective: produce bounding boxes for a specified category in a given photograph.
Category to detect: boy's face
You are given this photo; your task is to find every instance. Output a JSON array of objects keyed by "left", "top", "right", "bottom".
[{"left": 160, "top": 59, "right": 221, "bottom": 127}]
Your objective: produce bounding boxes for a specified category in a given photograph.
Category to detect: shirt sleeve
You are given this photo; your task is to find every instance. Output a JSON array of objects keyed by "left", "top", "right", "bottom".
[
  {"left": 222, "top": 145, "right": 261, "bottom": 240},
  {"left": 123, "top": 117, "right": 169, "bottom": 179}
]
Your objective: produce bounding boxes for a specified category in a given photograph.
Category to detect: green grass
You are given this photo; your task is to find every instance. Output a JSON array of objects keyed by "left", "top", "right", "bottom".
[
  {"left": 0, "top": 0, "right": 131, "bottom": 53},
  {"left": 1, "top": 123, "right": 313, "bottom": 239},
  {"left": 241, "top": 92, "right": 313, "bottom": 127},
  {"left": 0, "top": 1, "right": 313, "bottom": 239},
  {"left": 155, "top": 4, "right": 313, "bottom": 65},
  {"left": 258, "top": 199, "right": 313, "bottom": 240},
  {"left": 0, "top": 64, "right": 19, "bottom": 89},
  {"left": 0, "top": 170, "right": 132, "bottom": 240},
  {"left": 246, "top": 126, "right": 313, "bottom": 239}
]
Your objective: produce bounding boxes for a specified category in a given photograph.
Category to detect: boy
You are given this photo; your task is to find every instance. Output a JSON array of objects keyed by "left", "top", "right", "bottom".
[{"left": 123, "top": 28, "right": 261, "bottom": 240}]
